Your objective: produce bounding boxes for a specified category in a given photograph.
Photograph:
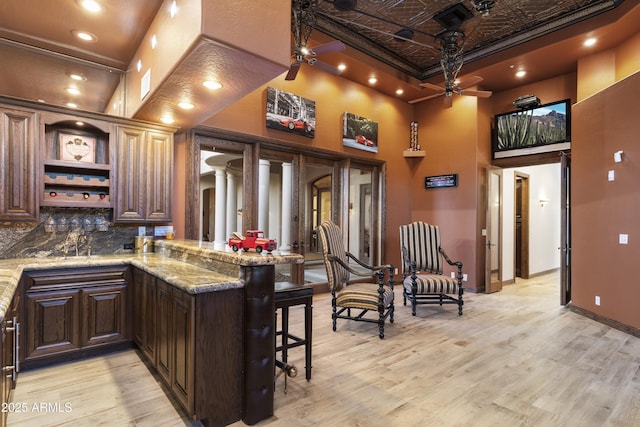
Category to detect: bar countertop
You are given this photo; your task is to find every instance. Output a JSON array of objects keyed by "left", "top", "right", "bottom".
[{"left": 0, "top": 240, "right": 303, "bottom": 322}]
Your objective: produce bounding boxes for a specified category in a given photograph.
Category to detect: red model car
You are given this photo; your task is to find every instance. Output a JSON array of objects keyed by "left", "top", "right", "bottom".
[
  {"left": 280, "top": 117, "right": 313, "bottom": 133},
  {"left": 355, "top": 135, "right": 374, "bottom": 146}
]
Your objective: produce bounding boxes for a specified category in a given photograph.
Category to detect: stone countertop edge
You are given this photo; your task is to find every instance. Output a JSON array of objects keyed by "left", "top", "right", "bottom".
[
  {"left": 154, "top": 239, "right": 305, "bottom": 266},
  {"left": 0, "top": 253, "right": 243, "bottom": 322}
]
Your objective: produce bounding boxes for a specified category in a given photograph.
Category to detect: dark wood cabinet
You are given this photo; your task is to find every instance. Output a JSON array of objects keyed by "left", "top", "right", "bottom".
[
  {"left": 114, "top": 126, "right": 173, "bottom": 222},
  {"left": 132, "top": 268, "right": 243, "bottom": 425},
  {"left": 21, "top": 266, "right": 129, "bottom": 367},
  {"left": 0, "top": 105, "right": 38, "bottom": 221},
  {"left": 82, "top": 284, "right": 127, "bottom": 347},
  {"left": 155, "top": 279, "right": 194, "bottom": 412},
  {"left": 25, "top": 288, "right": 81, "bottom": 359},
  {"left": 1, "top": 293, "right": 20, "bottom": 427}
]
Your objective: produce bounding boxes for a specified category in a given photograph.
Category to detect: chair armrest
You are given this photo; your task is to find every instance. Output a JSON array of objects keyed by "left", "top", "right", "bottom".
[
  {"left": 329, "top": 254, "right": 394, "bottom": 281},
  {"left": 439, "top": 247, "right": 463, "bottom": 269}
]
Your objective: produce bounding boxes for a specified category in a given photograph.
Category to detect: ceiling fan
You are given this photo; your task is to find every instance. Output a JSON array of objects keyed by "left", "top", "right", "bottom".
[
  {"left": 286, "top": 0, "right": 345, "bottom": 81},
  {"left": 410, "top": 29, "right": 492, "bottom": 107}
]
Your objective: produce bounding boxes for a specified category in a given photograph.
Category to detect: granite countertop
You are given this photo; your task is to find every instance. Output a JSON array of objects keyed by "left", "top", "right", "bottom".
[
  {"left": 155, "top": 239, "right": 305, "bottom": 266},
  {"left": 0, "top": 253, "right": 242, "bottom": 322}
]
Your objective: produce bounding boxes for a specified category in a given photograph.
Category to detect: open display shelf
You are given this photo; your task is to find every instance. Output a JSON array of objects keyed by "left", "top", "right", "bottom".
[{"left": 41, "top": 123, "right": 113, "bottom": 209}]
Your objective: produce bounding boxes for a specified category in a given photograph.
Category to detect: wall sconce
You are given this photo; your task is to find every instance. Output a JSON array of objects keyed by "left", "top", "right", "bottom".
[{"left": 539, "top": 199, "right": 550, "bottom": 207}]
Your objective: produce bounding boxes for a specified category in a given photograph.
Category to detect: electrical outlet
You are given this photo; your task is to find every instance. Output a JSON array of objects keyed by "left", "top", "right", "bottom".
[
  {"left": 595, "top": 296, "right": 601, "bottom": 306},
  {"left": 619, "top": 234, "right": 628, "bottom": 244},
  {"left": 463, "top": 274, "right": 468, "bottom": 282},
  {"left": 451, "top": 272, "right": 455, "bottom": 278},
  {"left": 394, "top": 268, "right": 398, "bottom": 275}
]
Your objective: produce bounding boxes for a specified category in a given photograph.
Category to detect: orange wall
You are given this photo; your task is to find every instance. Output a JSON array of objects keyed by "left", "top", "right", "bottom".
[
  {"left": 202, "top": 65, "right": 415, "bottom": 269},
  {"left": 572, "top": 70, "right": 640, "bottom": 329}
]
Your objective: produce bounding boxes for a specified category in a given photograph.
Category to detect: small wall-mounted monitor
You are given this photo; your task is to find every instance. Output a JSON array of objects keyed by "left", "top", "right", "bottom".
[{"left": 493, "top": 98, "right": 571, "bottom": 159}]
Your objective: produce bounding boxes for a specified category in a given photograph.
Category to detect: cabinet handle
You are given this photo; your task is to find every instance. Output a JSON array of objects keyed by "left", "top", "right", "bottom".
[{"left": 3, "top": 317, "right": 20, "bottom": 379}]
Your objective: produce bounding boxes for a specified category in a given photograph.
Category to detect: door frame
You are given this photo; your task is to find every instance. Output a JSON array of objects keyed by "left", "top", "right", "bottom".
[
  {"left": 560, "top": 153, "right": 571, "bottom": 305},
  {"left": 485, "top": 166, "right": 503, "bottom": 293},
  {"left": 514, "top": 172, "right": 530, "bottom": 279}
]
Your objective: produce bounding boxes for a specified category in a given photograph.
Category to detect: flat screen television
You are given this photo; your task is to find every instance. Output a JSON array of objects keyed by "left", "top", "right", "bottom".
[{"left": 493, "top": 98, "right": 571, "bottom": 159}]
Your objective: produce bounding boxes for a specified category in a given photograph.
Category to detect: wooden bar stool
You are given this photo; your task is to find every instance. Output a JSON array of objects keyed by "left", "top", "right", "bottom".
[{"left": 274, "top": 282, "right": 313, "bottom": 390}]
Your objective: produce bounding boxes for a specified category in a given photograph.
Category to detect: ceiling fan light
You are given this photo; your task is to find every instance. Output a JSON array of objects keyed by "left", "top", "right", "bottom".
[{"left": 333, "top": 0, "right": 357, "bottom": 11}]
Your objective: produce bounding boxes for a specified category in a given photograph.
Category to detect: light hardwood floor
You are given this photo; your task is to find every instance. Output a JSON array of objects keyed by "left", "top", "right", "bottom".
[{"left": 8, "top": 272, "right": 640, "bottom": 426}]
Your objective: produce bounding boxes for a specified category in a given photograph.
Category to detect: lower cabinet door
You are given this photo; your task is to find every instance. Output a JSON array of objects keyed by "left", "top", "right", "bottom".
[
  {"left": 25, "top": 289, "right": 81, "bottom": 360},
  {"left": 82, "top": 285, "right": 127, "bottom": 347},
  {"left": 172, "top": 288, "right": 194, "bottom": 412},
  {"left": 156, "top": 280, "right": 173, "bottom": 385}
]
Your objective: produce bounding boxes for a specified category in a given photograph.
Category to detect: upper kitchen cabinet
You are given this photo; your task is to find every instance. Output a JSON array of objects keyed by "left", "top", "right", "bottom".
[
  {"left": 114, "top": 126, "right": 173, "bottom": 222},
  {"left": 40, "top": 112, "right": 114, "bottom": 209},
  {"left": 0, "top": 105, "right": 38, "bottom": 221}
]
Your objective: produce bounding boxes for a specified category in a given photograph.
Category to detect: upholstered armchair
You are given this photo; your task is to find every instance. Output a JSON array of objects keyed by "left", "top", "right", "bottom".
[
  {"left": 399, "top": 221, "right": 464, "bottom": 316},
  {"left": 318, "top": 220, "right": 395, "bottom": 339}
]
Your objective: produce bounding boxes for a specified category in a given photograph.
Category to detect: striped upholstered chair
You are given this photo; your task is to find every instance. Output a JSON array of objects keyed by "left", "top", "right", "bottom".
[
  {"left": 318, "top": 220, "right": 395, "bottom": 339},
  {"left": 399, "top": 221, "right": 464, "bottom": 316}
]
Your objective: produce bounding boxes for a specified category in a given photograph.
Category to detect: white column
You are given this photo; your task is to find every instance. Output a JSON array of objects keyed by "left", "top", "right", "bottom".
[
  {"left": 213, "top": 167, "right": 227, "bottom": 250},
  {"left": 258, "top": 159, "right": 270, "bottom": 232},
  {"left": 226, "top": 170, "right": 238, "bottom": 238},
  {"left": 280, "top": 162, "right": 292, "bottom": 252}
]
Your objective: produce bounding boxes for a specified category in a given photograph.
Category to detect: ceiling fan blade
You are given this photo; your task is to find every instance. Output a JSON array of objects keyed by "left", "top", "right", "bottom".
[
  {"left": 408, "top": 92, "right": 444, "bottom": 104},
  {"left": 310, "top": 59, "right": 342, "bottom": 76},
  {"left": 285, "top": 63, "right": 301, "bottom": 81},
  {"left": 419, "top": 82, "right": 445, "bottom": 91},
  {"left": 460, "top": 89, "right": 493, "bottom": 98},
  {"left": 443, "top": 95, "right": 453, "bottom": 108},
  {"left": 456, "top": 75, "right": 483, "bottom": 90},
  {"left": 309, "top": 40, "right": 345, "bottom": 56}
]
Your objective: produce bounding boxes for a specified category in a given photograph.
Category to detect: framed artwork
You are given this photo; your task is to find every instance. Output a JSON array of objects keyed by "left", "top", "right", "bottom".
[
  {"left": 59, "top": 132, "right": 96, "bottom": 163},
  {"left": 342, "top": 112, "right": 378, "bottom": 153},
  {"left": 265, "top": 87, "right": 316, "bottom": 138}
]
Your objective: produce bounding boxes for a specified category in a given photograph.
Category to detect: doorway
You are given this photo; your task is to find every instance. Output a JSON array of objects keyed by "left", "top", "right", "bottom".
[{"left": 514, "top": 173, "right": 529, "bottom": 279}]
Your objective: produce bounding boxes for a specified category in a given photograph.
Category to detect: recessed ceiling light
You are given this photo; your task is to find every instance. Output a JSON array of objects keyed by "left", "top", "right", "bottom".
[
  {"left": 37, "top": 99, "right": 46, "bottom": 103},
  {"left": 203, "top": 80, "right": 222, "bottom": 90},
  {"left": 78, "top": 0, "right": 102, "bottom": 13},
  {"left": 76, "top": 121, "right": 85, "bottom": 126},
  {"left": 72, "top": 29, "right": 97, "bottom": 42},
  {"left": 515, "top": 70, "right": 526, "bottom": 78},
  {"left": 66, "top": 87, "right": 81, "bottom": 95},
  {"left": 169, "top": 0, "right": 178, "bottom": 18},
  {"left": 178, "top": 102, "right": 195, "bottom": 110},
  {"left": 160, "top": 116, "right": 175, "bottom": 124},
  {"left": 137, "top": 60, "right": 142, "bottom": 72},
  {"left": 396, "top": 88, "right": 404, "bottom": 95},
  {"left": 584, "top": 37, "right": 597, "bottom": 47},
  {"left": 69, "top": 73, "right": 86, "bottom": 81},
  {"left": 151, "top": 35, "right": 158, "bottom": 49},
  {"left": 67, "top": 102, "right": 78, "bottom": 109},
  {"left": 337, "top": 63, "right": 347, "bottom": 72},
  {"left": 368, "top": 76, "right": 377, "bottom": 84}
]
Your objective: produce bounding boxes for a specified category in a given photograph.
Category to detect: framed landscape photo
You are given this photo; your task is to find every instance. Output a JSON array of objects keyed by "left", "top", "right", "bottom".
[
  {"left": 342, "top": 112, "right": 378, "bottom": 153},
  {"left": 59, "top": 132, "right": 96, "bottom": 163}
]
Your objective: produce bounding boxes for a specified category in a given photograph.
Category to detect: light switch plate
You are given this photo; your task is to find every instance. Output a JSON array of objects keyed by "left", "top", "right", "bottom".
[
  {"left": 608, "top": 170, "right": 615, "bottom": 181},
  {"left": 619, "top": 234, "right": 628, "bottom": 244}
]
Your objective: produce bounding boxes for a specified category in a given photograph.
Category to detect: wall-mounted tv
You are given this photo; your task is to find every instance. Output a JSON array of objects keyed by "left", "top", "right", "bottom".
[{"left": 493, "top": 98, "right": 571, "bottom": 159}]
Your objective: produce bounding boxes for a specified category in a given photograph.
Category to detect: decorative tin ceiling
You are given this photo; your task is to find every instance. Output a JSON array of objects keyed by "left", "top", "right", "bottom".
[{"left": 312, "top": 0, "right": 625, "bottom": 80}]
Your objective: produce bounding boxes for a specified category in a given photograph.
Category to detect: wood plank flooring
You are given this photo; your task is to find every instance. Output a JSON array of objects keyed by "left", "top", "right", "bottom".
[{"left": 9, "top": 272, "right": 640, "bottom": 426}]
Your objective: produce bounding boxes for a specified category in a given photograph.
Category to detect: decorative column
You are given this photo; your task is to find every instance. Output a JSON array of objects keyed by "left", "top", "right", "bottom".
[
  {"left": 279, "top": 162, "right": 292, "bottom": 252},
  {"left": 226, "top": 170, "right": 238, "bottom": 238},
  {"left": 258, "top": 159, "right": 270, "bottom": 233},
  {"left": 213, "top": 167, "right": 227, "bottom": 250}
]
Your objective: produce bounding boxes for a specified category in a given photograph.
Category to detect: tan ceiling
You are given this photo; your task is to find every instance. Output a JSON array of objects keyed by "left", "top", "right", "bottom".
[{"left": 0, "top": 0, "right": 638, "bottom": 117}]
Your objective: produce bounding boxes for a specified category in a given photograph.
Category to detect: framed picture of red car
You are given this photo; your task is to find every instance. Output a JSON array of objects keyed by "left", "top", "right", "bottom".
[
  {"left": 265, "top": 87, "right": 316, "bottom": 138},
  {"left": 342, "top": 112, "right": 378, "bottom": 153}
]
